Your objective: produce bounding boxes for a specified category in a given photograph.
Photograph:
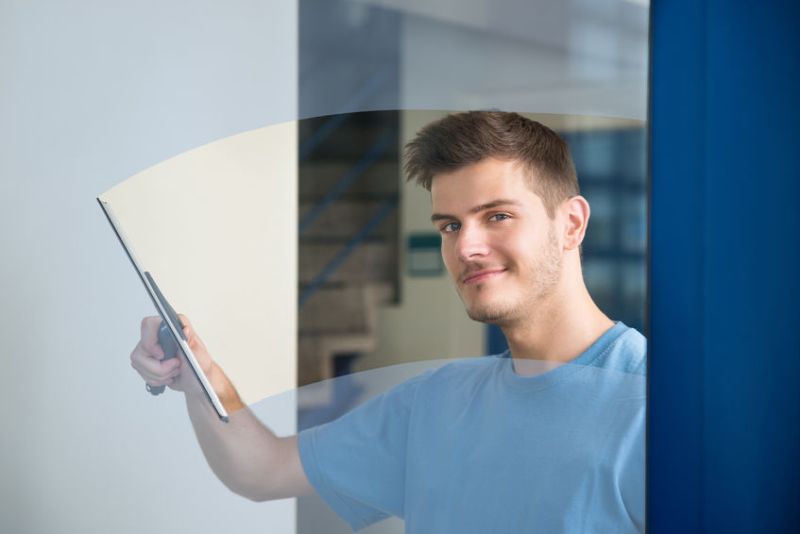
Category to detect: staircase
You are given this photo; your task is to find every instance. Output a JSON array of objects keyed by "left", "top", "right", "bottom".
[{"left": 297, "top": 111, "right": 401, "bottom": 386}]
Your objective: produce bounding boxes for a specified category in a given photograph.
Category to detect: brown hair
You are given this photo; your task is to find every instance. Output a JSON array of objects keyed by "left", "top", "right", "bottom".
[{"left": 403, "top": 111, "right": 579, "bottom": 218}]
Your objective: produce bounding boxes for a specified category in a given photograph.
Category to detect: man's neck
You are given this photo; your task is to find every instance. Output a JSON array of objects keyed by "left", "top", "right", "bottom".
[{"left": 501, "top": 282, "right": 614, "bottom": 366}]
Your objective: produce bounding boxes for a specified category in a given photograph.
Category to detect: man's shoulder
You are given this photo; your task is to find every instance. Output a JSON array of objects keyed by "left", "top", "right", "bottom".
[{"left": 597, "top": 324, "right": 647, "bottom": 376}]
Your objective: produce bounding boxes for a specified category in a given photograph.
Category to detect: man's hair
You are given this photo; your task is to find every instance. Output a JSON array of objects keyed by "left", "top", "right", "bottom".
[{"left": 403, "top": 111, "right": 579, "bottom": 218}]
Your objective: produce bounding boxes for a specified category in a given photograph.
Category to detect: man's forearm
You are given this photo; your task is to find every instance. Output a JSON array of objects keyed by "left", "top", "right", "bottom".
[{"left": 183, "top": 365, "right": 311, "bottom": 501}]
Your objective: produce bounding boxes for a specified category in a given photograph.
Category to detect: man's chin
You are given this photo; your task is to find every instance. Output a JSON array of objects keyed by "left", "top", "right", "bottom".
[{"left": 465, "top": 304, "right": 511, "bottom": 325}]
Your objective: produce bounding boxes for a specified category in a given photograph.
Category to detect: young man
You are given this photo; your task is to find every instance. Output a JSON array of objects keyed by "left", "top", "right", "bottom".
[{"left": 131, "top": 111, "right": 646, "bottom": 533}]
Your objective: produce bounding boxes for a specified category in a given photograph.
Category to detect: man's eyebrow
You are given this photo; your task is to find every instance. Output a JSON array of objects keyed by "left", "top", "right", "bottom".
[{"left": 430, "top": 199, "right": 522, "bottom": 223}]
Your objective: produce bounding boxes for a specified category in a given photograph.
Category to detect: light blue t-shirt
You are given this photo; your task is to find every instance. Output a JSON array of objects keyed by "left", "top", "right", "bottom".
[{"left": 298, "top": 322, "right": 646, "bottom": 533}]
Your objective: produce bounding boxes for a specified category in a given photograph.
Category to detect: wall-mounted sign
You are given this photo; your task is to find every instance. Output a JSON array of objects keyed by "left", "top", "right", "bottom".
[{"left": 407, "top": 233, "right": 443, "bottom": 276}]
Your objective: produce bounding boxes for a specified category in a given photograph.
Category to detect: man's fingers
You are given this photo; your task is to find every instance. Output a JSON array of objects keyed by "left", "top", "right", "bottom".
[
  {"left": 140, "top": 316, "right": 165, "bottom": 358},
  {"left": 177, "top": 314, "right": 208, "bottom": 355},
  {"left": 145, "top": 376, "right": 176, "bottom": 388},
  {"left": 177, "top": 313, "right": 193, "bottom": 331},
  {"left": 132, "top": 347, "right": 181, "bottom": 380},
  {"left": 131, "top": 315, "right": 198, "bottom": 393},
  {"left": 135, "top": 359, "right": 181, "bottom": 381},
  {"left": 177, "top": 314, "right": 198, "bottom": 343},
  {"left": 136, "top": 365, "right": 181, "bottom": 386},
  {"left": 132, "top": 314, "right": 208, "bottom": 392}
]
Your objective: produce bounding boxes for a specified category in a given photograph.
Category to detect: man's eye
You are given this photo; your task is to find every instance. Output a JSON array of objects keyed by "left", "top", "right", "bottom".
[
  {"left": 441, "top": 222, "right": 460, "bottom": 233},
  {"left": 489, "top": 213, "right": 510, "bottom": 222}
]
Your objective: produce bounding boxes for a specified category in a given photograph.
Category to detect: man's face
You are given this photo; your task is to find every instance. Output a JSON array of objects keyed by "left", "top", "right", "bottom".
[{"left": 430, "top": 158, "right": 564, "bottom": 325}]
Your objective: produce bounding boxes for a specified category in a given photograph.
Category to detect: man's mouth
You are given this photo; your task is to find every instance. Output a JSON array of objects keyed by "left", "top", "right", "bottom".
[{"left": 462, "top": 268, "right": 507, "bottom": 285}]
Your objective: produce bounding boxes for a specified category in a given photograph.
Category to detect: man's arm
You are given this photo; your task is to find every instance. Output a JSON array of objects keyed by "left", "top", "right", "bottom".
[{"left": 130, "top": 316, "right": 314, "bottom": 501}]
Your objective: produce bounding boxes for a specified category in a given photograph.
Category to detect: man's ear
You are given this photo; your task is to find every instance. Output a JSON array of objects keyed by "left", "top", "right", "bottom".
[{"left": 561, "top": 196, "right": 590, "bottom": 250}]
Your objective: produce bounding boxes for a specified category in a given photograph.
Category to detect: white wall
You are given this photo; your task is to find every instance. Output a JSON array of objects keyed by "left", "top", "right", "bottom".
[
  {"left": 377, "top": 0, "right": 648, "bottom": 119},
  {"left": 0, "top": 2, "right": 298, "bottom": 533}
]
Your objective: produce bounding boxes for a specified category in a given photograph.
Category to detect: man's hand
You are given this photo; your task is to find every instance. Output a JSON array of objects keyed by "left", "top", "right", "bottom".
[
  {"left": 131, "top": 315, "right": 185, "bottom": 392},
  {"left": 131, "top": 315, "right": 244, "bottom": 411}
]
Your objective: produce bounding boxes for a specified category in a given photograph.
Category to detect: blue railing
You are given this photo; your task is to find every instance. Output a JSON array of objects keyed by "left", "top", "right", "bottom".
[
  {"left": 298, "top": 98, "right": 398, "bottom": 308},
  {"left": 299, "top": 129, "right": 395, "bottom": 233},
  {"left": 299, "top": 66, "right": 393, "bottom": 161},
  {"left": 299, "top": 194, "right": 397, "bottom": 308}
]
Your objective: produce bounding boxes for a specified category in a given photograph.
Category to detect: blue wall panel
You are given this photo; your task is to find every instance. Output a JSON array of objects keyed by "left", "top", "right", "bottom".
[
  {"left": 648, "top": 0, "right": 706, "bottom": 530},
  {"left": 649, "top": 0, "right": 800, "bottom": 532}
]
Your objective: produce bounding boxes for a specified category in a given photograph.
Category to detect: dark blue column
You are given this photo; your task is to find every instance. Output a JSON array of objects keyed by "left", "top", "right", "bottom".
[{"left": 649, "top": 1, "right": 800, "bottom": 532}]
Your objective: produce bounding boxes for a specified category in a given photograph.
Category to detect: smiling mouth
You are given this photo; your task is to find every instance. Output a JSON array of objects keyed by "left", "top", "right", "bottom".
[{"left": 462, "top": 269, "right": 507, "bottom": 285}]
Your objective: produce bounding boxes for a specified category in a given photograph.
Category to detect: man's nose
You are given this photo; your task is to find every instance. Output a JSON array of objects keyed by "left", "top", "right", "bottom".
[{"left": 456, "top": 226, "right": 490, "bottom": 261}]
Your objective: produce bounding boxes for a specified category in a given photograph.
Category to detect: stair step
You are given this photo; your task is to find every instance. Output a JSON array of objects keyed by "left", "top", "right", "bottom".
[
  {"left": 299, "top": 200, "right": 398, "bottom": 239},
  {"left": 299, "top": 160, "right": 399, "bottom": 199},
  {"left": 299, "top": 111, "right": 400, "bottom": 160},
  {"left": 298, "top": 333, "right": 378, "bottom": 385},
  {"left": 298, "top": 282, "right": 393, "bottom": 385},
  {"left": 299, "top": 285, "right": 369, "bottom": 335},
  {"left": 299, "top": 241, "right": 397, "bottom": 284},
  {"left": 298, "top": 283, "right": 392, "bottom": 335}
]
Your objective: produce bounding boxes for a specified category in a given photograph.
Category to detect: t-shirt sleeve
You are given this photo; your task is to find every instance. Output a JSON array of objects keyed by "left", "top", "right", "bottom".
[{"left": 297, "top": 371, "right": 429, "bottom": 530}]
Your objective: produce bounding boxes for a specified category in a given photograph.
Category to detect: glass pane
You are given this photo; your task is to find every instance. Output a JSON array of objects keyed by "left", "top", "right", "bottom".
[{"left": 297, "top": 1, "right": 648, "bottom": 533}]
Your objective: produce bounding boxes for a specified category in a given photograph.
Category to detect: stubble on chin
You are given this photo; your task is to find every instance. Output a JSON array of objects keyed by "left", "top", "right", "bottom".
[
  {"left": 460, "top": 287, "right": 518, "bottom": 325},
  {"left": 466, "top": 306, "right": 511, "bottom": 325}
]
